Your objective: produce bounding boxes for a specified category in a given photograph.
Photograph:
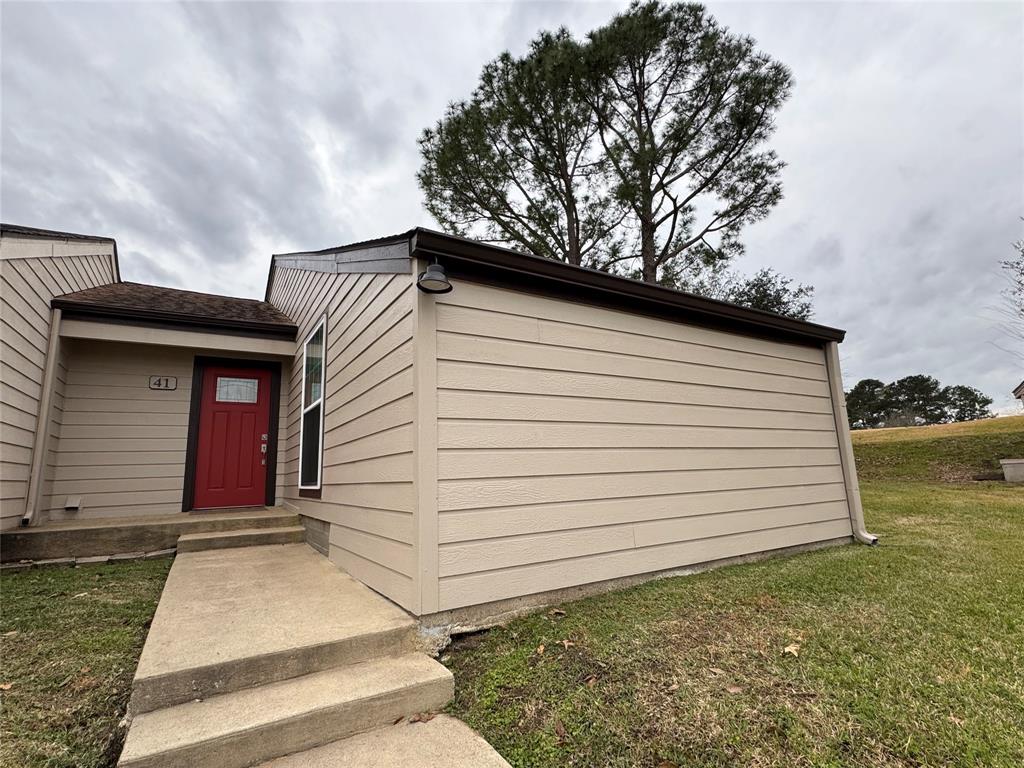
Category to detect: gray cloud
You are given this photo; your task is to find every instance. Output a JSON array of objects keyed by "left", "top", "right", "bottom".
[{"left": 2, "top": 1, "right": 1022, "bottom": 411}]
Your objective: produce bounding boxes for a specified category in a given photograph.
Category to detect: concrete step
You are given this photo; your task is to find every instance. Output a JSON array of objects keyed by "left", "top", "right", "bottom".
[
  {"left": 176, "top": 526, "right": 305, "bottom": 553},
  {"left": 255, "top": 714, "right": 510, "bottom": 767},
  {"left": 119, "top": 653, "right": 454, "bottom": 768},
  {"left": 2, "top": 510, "right": 300, "bottom": 561},
  {"left": 129, "top": 545, "right": 417, "bottom": 714}
]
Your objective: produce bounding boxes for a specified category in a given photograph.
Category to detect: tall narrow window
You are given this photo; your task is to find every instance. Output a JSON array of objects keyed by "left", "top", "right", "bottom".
[{"left": 299, "top": 317, "right": 326, "bottom": 489}]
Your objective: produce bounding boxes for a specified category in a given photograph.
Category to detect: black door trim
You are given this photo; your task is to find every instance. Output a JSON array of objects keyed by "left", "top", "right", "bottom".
[{"left": 183, "top": 356, "right": 282, "bottom": 512}]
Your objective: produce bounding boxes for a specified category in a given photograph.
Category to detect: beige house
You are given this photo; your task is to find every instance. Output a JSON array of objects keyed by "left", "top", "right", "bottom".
[{"left": 1, "top": 223, "right": 875, "bottom": 619}]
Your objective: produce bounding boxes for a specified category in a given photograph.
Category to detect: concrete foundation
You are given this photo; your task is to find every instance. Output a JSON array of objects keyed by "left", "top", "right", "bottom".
[
  {"left": 0, "top": 509, "right": 299, "bottom": 561},
  {"left": 418, "top": 536, "right": 853, "bottom": 649}
]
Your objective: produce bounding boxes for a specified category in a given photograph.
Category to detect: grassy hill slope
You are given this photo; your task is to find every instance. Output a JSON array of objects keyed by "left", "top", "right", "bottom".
[{"left": 851, "top": 414, "right": 1024, "bottom": 483}]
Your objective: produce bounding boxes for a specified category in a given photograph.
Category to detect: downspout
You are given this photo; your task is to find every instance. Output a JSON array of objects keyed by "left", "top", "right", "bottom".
[
  {"left": 823, "top": 341, "right": 878, "bottom": 545},
  {"left": 22, "top": 308, "right": 62, "bottom": 527}
]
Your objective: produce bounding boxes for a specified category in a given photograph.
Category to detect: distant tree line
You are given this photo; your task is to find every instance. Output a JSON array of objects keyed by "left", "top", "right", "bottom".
[{"left": 845, "top": 375, "right": 993, "bottom": 429}]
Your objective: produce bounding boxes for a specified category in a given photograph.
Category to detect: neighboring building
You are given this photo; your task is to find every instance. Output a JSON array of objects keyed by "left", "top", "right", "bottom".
[
  {"left": 1014, "top": 380, "right": 1024, "bottom": 405},
  {"left": 0, "top": 224, "right": 875, "bottom": 619}
]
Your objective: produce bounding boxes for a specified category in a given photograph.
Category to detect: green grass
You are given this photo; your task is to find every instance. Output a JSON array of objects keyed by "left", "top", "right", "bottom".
[
  {"left": 851, "top": 415, "right": 1024, "bottom": 483},
  {"left": 444, "top": 417, "right": 1024, "bottom": 767},
  {"left": 0, "top": 559, "right": 171, "bottom": 768}
]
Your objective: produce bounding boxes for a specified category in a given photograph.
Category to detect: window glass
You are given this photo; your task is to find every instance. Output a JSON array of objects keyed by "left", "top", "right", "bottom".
[
  {"left": 216, "top": 377, "right": 258, "bottom": 403},
  {"left": 300, "top": 317, "right": 326, "bottom": 489},
  {"left": 300, "top": 405, "right": 322, "bottom": 487},
  {"left": 304, "top": 325, "right": 324, "bottom": 405}
]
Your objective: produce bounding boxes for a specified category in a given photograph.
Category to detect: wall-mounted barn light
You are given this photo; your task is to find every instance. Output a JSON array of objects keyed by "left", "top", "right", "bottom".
[{"left": 416, "top": 260, "right": 453, "bottom": 294}]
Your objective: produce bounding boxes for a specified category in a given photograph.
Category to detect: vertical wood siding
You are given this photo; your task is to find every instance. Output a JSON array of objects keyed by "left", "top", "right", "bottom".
[
  {"left": 269, "top": 267, "right": 417, "bottom": 610},
  {"left": 0, "top": 242, "right": 117, "bottom": 529},
  {"left": 433, "top": 281, "right": 853, "bottom": 610}
]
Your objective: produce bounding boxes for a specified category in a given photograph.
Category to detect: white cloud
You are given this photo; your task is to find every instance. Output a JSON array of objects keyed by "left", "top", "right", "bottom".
[{"left": 2, "top": 0, "right": 1021, "bottom": 408}]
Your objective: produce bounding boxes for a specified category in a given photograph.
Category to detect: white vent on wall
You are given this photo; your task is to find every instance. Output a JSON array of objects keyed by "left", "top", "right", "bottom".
[{"left": 64, "top": 496, "right": 82, "bottom": 512}]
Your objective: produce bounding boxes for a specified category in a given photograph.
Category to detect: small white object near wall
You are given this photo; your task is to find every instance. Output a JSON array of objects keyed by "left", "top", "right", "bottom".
[{"left": 1000, "top": 459, "right": 1024, "bottom": 483}]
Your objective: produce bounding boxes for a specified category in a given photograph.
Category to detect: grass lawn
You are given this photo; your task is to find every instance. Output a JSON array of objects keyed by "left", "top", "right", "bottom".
[
  {"left": 444, "top": 418, "right": 1024, "bottom": 767},
  {"left": 0, "top": 559, "right": 171, "bottom": 768}
]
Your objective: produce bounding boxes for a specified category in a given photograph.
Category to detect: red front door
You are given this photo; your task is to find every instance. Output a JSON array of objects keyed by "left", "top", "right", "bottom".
[{"left": 193, "top": 365, "right": 272, "bottom": 509}]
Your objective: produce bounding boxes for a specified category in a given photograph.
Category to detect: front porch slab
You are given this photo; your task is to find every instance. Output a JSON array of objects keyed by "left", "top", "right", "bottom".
[
  {"left": 0, "top": 509, "right": 299, "bottom": 561},
  {"left": 130, "top": 542, "right": 417, "bottom": 713}
]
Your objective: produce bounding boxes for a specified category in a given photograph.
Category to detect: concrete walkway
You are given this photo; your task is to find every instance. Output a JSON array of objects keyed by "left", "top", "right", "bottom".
[{"left": 119, "top": 542, "right": 508, "bottom": 768}]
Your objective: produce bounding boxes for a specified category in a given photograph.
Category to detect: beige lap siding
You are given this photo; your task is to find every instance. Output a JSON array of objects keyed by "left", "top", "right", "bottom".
[
  {"left": 433, "top": 281, "right": 852, "bottom": 610},
  {"left": 0, "top": 241, "right": 117, "bottom": 529},
  {"left": 269, "top": 267, "right": 417, "bottom": 610},
  {"left": 46, "top": 340, "right": 194, "bottom": 519}
]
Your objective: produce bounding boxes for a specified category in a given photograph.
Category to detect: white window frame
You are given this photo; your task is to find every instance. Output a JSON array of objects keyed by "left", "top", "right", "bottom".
[{"left": 298, "top": 315, "right": 326, "bottom": 490}]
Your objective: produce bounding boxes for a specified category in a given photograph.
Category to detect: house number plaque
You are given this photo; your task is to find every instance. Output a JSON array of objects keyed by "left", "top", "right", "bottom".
[{"left": 149, "top": 376, "right": 177, "bottom": 391}]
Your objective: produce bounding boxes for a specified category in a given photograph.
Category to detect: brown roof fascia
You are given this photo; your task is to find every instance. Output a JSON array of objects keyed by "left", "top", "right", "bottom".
[
  {"left": 409, "top": 228, "right": 845, "bottom": 346},
  {"left": 53, "top": 302, "right": 298, "bottom": 340}
]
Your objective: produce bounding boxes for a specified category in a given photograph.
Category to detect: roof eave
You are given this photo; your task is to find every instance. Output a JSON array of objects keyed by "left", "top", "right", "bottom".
[
  {"left": 52, "top": 300, "right": 298, "bottom": 341},
  {"left": 409, "top": 228, "right": 845, "bottom": 346}
]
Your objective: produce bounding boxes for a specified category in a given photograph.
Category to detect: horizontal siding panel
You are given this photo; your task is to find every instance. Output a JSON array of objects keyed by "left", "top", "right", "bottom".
[
  {"left": 52, "top": 488, "right": 182, "bottom": 508},
  {"left": 325, "top": 325, "right": 413, "bottom": 402},
  {"left": 0, "top": 497, "right": 23, "bottom": 524},
  {"left": 322, "top": 424, "right": 414, "bottom": 467},
  {"left": 440, "top": 503, "right": 849, "bottom": 577},
  {"left": 325, "top": 481, "right": 414, "bottom": 513},
  {"left": 50, "top": 475, "right": 183, "bottom": 495},
  {"left": 439, "top": 447, "right": 842, "bottom": 480},
  {"left": 438, "top": 361, "right": 832, "bottom": 413},
  {"left": 330, "top": 505, "right": 414, "bottom": 545},
  {"left": 439, "top": 483, "right": 850, "bottom": 543},
  {"left": 323, "top": 369, "right": 413, "bottom": 434},
  {"left": 0, "top": 479, "right": 29, "bottom": 500},
  {"left": 56, "top": 437, "right": 185, "bottom": 452},
  {"left": 634, "top": 500, "right": 851, "bottom": 547},
  {"left": 50, "top": 463, "right": 185, "bottom": 480},
  {"left": 439, "top": 519, "right": 852, "bottom": 609},
  {"left": 55, "top": 450, "right": 183, "bottom": 467},
  {"left": 1, "top": 402, "right": 38, "bottom": 432},
  {"left": 439, "top": 422, "right": 840, "bottom": 450},
  {"left": 438, "top": 390, "right": 836, "bottom": 430},
  {"left": 0, "top": 444, "right": 32, "bottom": 466},
  {"left": 330, "top": 525, "right": 415, "bottom": 576},
  {"left": 270, "top": 269, "right": 416, "bottom": 611},
  {"left": 48, "top": 340, "right": 191, "bottom": 520},
  {"left": 1, "top": 249, "right": 116, "bottom": 531},
  {"left": 330, "top": 544, "right": 413, "bottom": 609},
  {"left": 2, "top": 362, "right": 43, "bottom": 401},
  {"left": 59, "top": 424, "right": 189, "bottom": 440},
  {"left": 440, "top": 525, "right": 630, "bottom": 577},
  {"left": 325, "top": 396, "right": 413, "bottom": 446},
  {"left": 63, "top": 384, "right": 191, "bottom": 402},
  {"left": 60, "top": 410, "right": 190, "bottom": 427},
  {"left": 61, "top": 397, "right": 192, "bottom": 414},
  {"left": 438, "top": 332, "right": 830, "bottom": 397},
  {"left": 1, "top": 423, "right": 35, "bottom": 449},
  {"left": 439, "top": 465, "right": 845, "bottom": 511},
  {"left": 2, "top": 383, "right": 41, "bottom": 416},
  {"left": 1, "top": 339, "right": 46, "bottom": 375},
  {"left": 326, "top": 453, "right": 414, "bottom": 484},
  {"left": 437, "top": 282, "right": 826, "bottom": 364}
]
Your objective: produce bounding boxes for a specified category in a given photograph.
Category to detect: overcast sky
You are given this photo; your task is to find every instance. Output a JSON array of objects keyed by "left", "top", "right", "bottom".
[{"left": 2, "top": 1, "right": 1022, "bottom": 411}]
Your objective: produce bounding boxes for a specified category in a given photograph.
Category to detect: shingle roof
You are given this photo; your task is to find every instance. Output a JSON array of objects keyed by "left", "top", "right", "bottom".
[
  {"left": 53, "top": 282, "right": 297, "bottom": 338},
  {"left": 1, "top": 223, "right": 116, "bottom": 243}
]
